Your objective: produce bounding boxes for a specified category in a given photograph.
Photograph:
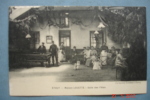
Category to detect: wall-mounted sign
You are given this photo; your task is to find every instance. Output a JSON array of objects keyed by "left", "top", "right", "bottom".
[{"left": 46, "top": 35, "right": 53, "bottom": 44}]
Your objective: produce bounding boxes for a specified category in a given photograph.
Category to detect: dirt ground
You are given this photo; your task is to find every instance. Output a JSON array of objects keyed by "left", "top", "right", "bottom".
[{"left": 9, "top": 63, "right": 120, "bottom": 82}]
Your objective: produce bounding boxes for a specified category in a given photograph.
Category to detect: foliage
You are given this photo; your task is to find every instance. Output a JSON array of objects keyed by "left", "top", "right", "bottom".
[
  {"left": 102, "top": 7, "right": 146, "bottom": 45},
  {"left": 100, "top": 7, "right": 146, "bottom": 80}
]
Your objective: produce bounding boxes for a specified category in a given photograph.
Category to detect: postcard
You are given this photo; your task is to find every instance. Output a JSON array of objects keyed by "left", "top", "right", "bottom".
[{"left": 9, "top": 6, "right": 147, "bottom": 96}]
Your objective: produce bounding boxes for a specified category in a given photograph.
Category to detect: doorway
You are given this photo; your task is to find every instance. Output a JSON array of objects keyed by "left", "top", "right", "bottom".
[
  {"left": 59, "top": 30, "right": 71, "bottom": 61},
  {"left": 90, "top": 31, "right": 104, "bottom": 48}
]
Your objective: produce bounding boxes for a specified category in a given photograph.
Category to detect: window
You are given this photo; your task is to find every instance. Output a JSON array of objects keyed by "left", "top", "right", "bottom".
[
  {"left": 61, "top": 37, "right": 70, "bottom": 46},
  {"left": 30, "top": 31, "right": 40, "bottom": 44},
  {"left": 30, "top": 31, "right": 40, "bottom": 49},
  {"left": 34, "top": 32, "right": 40, "bottom": 44},
  {"left": 59, "top": 30, "right": 71, "bottom": 47},
  {"left": 59, "top": 12, "right": 69, "bottom": 28},
  {"left": 90, "top": 31, "right": 104, "bottom": 48},
  {"left": 46, "top": 35, "right": 53, "bottom": 44},
  {"left": 90, "top": 32, "right": 96, "bottom": 48}
]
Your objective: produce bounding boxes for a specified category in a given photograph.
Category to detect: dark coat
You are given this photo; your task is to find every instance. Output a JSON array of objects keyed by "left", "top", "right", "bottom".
[
  {"left": 71, "top": 49, "right": 77, "bottom": 63},
  {"left": 38, "top": 45, "right": 46, "bottom": 53},
  {"left": 49, "top": 44, "right": 58, "bottom": 55}
]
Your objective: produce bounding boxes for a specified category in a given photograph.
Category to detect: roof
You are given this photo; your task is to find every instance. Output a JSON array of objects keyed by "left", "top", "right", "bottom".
[
  {"left": 9, "top": 6, "right": 40, "bottom": 20},
  {"left": 9, "top": 6, "right": 125, "bottom": 20}
]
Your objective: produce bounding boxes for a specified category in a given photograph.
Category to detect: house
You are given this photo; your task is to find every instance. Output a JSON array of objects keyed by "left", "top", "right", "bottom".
[{"left": 9, "top": 7, "right": 120, "bottom": 54}]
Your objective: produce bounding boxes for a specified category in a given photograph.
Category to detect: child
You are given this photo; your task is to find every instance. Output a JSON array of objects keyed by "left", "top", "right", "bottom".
[
  {"left": 74, "top": 61, "right": 80, "bottom": 70},
  {"left": 93, "top": 56, "right": 102, "bottom": 70}
]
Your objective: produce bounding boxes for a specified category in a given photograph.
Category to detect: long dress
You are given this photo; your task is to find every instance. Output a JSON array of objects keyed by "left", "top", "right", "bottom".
[
  {"left": 100, "top": 50, "right": 108, "bottom": 65},
  {"left": 58, "top": 50, "right": 66, "bottom": 62},
  {"left": 90, "top": 50, "right": 97, "bottom": 61},
  {"left": 85, "top": 49, "right": 97, "bottom": 67},
  {"left": 82, "top": 49, "right": 87, "bottom": 58},
  {"left": 91, "top": 55, "right": 96, "bottom": 62},
  {"left": 85, "top": 50, "right": 91, "bottom": 67}
]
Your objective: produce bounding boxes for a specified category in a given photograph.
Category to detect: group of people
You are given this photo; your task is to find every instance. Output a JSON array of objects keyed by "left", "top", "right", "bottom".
[
  {"left": 80, "top": 43, "right": 108, "bottom": 70},
  {"left": 38, "top": 41, "right": 66, "bottom": 66},
  {"left": 80, "top": 42, "right": 127, "bottom": 70},
  {"left": 38, "top": 41, "right": 127, "bottom": 69}
]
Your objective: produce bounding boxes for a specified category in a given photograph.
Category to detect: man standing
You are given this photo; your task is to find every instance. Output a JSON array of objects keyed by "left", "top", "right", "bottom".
[{"left": 49, "top": 41, "right": 59, "bottom": 66}]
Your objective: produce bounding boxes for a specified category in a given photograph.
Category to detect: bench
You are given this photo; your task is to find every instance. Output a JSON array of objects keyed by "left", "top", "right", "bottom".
[{"left": 21, "top": 54, "right": 51, "bottom": 67}]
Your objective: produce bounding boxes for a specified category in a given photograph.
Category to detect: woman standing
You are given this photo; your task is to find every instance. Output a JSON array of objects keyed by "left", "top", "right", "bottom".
[
  {"left": 85, "top": 47, "right": 91, "bottom": 67},
  {"left": 58, "top": 47, "right": 66, "bottom": 63}
]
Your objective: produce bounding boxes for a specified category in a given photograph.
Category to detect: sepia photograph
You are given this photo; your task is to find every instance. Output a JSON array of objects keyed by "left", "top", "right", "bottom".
[{"left": 9, "top": 6, "right": 147, "bottom": 96}]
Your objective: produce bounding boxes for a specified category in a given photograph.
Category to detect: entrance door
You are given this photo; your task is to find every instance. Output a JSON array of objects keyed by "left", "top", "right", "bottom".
[
  {"left": 90, "top": 31, "right": 104, "bottom": 48},
  {"left": 59, "top": 30, "right": 71, "bottom": 61}
]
